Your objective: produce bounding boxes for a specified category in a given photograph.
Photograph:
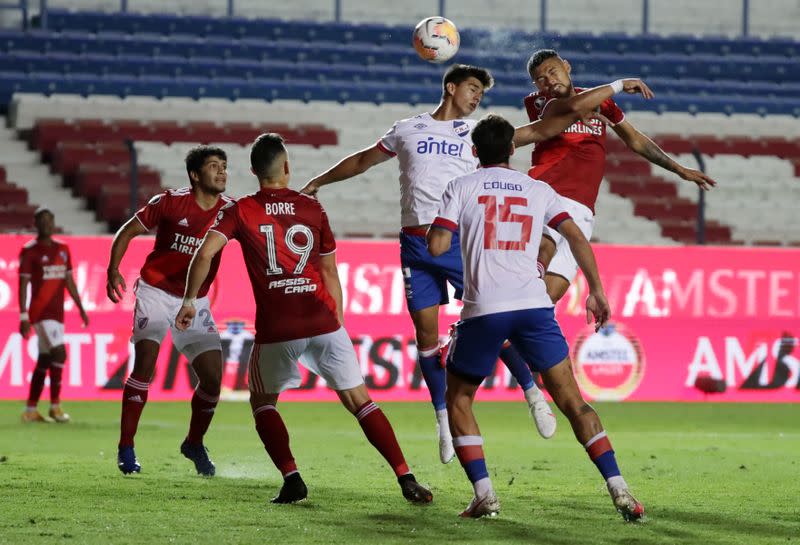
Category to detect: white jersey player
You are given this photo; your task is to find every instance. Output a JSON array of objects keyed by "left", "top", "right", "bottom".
[
  {"left": 427, "top": 114, "right": 643, "bottom": 522},
  {"left": 301, "top": 64, "right": 653, "bottom": 464}
]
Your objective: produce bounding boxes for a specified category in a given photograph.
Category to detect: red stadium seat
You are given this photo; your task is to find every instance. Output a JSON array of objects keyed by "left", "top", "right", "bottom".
[
  {"left": 0, "top": 183, "right": 29, "bottom": 205},
  {"left": 186, "top": 122, "right": 224, "bottom": 143},
  {"left": 147, "top": 122, "right": 191, "bottom": 145},
  {"left": 112, "top": 120, "right": 157, "bottom": 141},
  {"left": 761, "top": 138, "right": 800, "bottom": 159},
  {"left": 51, "top": 142, "right": 131, "bottom": 183},
  {"left": 298, "top": 124, "right": 338, "bottom": 147},
  {"left": 74, "top": 164, "right": 161, "bottom": 205},
  {"left": 654, "top": 135, "right": 695, "bottom": 155},
  {"left": 691, "top": 136, "right": 730, "bottom": 156}
]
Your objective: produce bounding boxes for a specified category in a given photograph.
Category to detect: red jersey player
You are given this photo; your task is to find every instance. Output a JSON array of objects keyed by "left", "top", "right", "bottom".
[
  {"left": 105, "top": 145, "right": 231, "bottom": 476},
  {"left": 19, "top": 207, "right": 89, "bottom": 423},
  {"left": 524, "top": 49, "right": 717, "bottom": 303},
  {"left": 175, "top": 133, "right": 432, "bottom": 505}
]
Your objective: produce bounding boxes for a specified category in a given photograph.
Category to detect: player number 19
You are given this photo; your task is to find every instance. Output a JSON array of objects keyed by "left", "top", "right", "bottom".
[
  {"left": 477, "top": 195, "right": 533, "bottom": 251},
  {"left": 259, "top": 224, "right": 314, "bottom": 275}
]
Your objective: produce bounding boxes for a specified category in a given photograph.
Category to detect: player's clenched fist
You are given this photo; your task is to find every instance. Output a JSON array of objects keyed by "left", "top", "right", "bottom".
[
  {"left": 620, "top": 78, "right": 654, "bottom": 99},
  {"left": 175, "top": 304, "right": 196, "bottom": 331}
]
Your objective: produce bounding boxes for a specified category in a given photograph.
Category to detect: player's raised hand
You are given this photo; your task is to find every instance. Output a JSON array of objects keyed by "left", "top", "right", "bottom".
[
  {"left": 585, "top": 292, "right": 610, "bottom": 332},
  {"left": 679, "top": 167, "right": 717, "bottom": 191},
  {"left": 106, "top": 269, "right": 127, "bottom": 303},
  {"left": 299, "top": 180, "right": 320, "bottom": 198},
  {"left": 175, "top": 304, "right": 196, "bottom": 331},
  {"left": 621, "top": 79, "right": 654, "bottom": 99},
  {"left": 19, "top": 319, "right": 31, "bottom": 338}
]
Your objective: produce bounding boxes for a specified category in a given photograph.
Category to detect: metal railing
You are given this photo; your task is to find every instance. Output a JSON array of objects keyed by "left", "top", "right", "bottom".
[{"left": 691, "top": 149, "right": 708, "bottom": 245}]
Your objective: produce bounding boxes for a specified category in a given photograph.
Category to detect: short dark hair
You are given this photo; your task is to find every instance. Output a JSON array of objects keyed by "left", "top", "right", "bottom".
[
  {"left": 185, "top": 145, "right": 227, "bottom": 185},
  {"left": 527, "top": 49, "right": 560, "bottom": 78},
  {"left": 471, "top": 114, "right": 515, "bottom": 166},
  {"left": 442, "top": 64, "right": 494, "bottom": 97},
  {"left": 250, "top": 133, "right": 287, "bottom": 180}
]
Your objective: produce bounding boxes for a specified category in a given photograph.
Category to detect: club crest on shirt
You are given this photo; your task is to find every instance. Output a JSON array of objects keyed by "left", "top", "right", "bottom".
[
  {"left": 59, "top": 250, "right": 68, "bottom": 261},
  {"left": 453, "top": 120, "right": 470, "bottom": 137},
  {"left": 138, "top": 317, "right": 149, "bottom": 330},
  {"left": 41, "top": 255, "right": 49, "bottom": 263},
  {"left": 534, "top": 96, "right": 547, "bottom": 110}
]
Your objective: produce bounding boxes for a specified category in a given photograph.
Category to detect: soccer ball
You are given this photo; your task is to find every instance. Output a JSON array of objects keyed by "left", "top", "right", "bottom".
[{"left": 413, "top": 17, "right": 460, "bottom": 64}]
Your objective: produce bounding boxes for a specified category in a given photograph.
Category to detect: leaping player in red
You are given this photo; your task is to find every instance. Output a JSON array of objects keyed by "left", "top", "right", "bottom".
[{"left": 523, "top": 49, "right": 717, "bottom": 303}]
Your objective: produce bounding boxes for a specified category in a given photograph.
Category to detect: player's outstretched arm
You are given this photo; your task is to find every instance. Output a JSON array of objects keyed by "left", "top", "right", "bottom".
[
  {"left": 513, "top": 78, "right": 654, "bottom": 148},
  {"left": 319, "top": 252, "right": 345, "bottom": 326},
  {"left": 300, "top": 144, "right": 392, "bottom": 197},
  {"left": 65, "top": 273, "right": 89, "bottom": 327},
  {"left": 612, "top": 122, "right": 717, "bottom": 190},
  {"left": 175, "top": 231, "right": 227, "bottom": 331},
  {"left": 106, "top": 217, "right": 148, "bottom": 303},
  {"left": 426, "top": 226, "right": 453, "bottom": 257},
  {"left": 557, "top": 219, "right": 610, "bottom": 331},
  {"left": 18, "top": 273, "right": 31, "bottom": 338}
]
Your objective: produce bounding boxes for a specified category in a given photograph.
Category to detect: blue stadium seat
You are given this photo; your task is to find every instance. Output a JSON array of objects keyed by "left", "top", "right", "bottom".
[{"left": 4, "top": 14, "right": 800, "bottom": 115}]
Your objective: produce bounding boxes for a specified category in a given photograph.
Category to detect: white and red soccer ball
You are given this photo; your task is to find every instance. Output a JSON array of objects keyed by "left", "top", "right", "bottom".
[{"left": 413, "top": 17, "right": 460, "bottom": 64}]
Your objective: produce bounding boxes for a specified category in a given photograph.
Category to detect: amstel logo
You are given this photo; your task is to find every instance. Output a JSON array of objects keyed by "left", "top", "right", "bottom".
[{"left": 572, "top": 322, "right": 645, "bottom": 401}]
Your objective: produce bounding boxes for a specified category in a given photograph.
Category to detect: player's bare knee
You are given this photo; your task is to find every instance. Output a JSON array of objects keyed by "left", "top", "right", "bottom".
[{"left": 337, "top": 384, "right": 370, "bottom": 414}]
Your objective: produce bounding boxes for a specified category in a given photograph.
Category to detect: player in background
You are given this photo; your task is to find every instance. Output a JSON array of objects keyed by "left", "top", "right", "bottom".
[
  {"left": 176, "top": 133, "right": 433, "bottom": 505},
  {"left": 524, "top": 49, "right": 716, "bottom": 303},
  {"left": 301, "top": 64, "right": 654, "bottom": 464},
  {"left": 428, "top": 114, "right": 643, "bottom": 521},
  {"left": 105, "top": 146, "right": 231, "bottom": 476},
  {"left": 19, "top": 207, "right": 89, "bottom": 423}
]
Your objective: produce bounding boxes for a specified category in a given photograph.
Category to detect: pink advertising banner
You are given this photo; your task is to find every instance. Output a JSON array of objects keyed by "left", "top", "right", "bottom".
[{"left": 0, "top": 235, "right": 798, "bottom": 402}]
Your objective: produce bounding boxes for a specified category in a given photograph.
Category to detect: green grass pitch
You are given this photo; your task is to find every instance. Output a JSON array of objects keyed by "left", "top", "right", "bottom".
[{"left": 1, "top": 400, "right": 797, "bottom": 544}]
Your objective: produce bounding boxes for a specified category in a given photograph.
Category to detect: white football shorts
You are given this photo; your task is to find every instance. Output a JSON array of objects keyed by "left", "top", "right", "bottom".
[
  {"left": 543, "top": 195, "right": 595, "bottom": 283},
  {"left": 131, "top": 279, "right": 221, "bottom": 362},
  {"left": 33, "top": 320, "right": 65, "bottom": 354},
  {"left": 248, "top": 326, "right": 364, "bottom": 394}
]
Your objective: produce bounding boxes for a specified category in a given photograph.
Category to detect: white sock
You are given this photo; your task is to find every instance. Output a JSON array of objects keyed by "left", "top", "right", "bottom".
[
  {"left": 524, "top": 384, "right": 544, "bottom": 404},
  {"left": 474, "top": 477, "right": 494, "bottom": 498},
  {"left": 607, "top": 475, "right": 628, "bottom": 492},
  {"left": 435, "top": 409, "right": 450, "bottom": 436}
]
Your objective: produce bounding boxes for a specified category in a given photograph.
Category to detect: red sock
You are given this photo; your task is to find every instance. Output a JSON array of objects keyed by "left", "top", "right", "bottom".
[
  {"left": 185, "top": 388, "right": 219, "bottom": 444},
  {"left": 26, "top": 366, "right": 48, "bottom": 408},
  {"left": 49, "top": 361, "right": 65, "bottom": 405},
  {"left": 355, "top": 401, "right": 409, "bottom": 477},
  {"left": 119, "top": 374, "right": 150, "bottom": 448},
  {"left": 253, "top": 405, "right": 297, "bottom": 476}
]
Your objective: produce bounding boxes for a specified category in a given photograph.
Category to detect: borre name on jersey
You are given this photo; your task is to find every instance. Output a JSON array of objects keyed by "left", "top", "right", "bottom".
[{"left": 378, "top": 113, "right": 479, "bottom": 228}]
